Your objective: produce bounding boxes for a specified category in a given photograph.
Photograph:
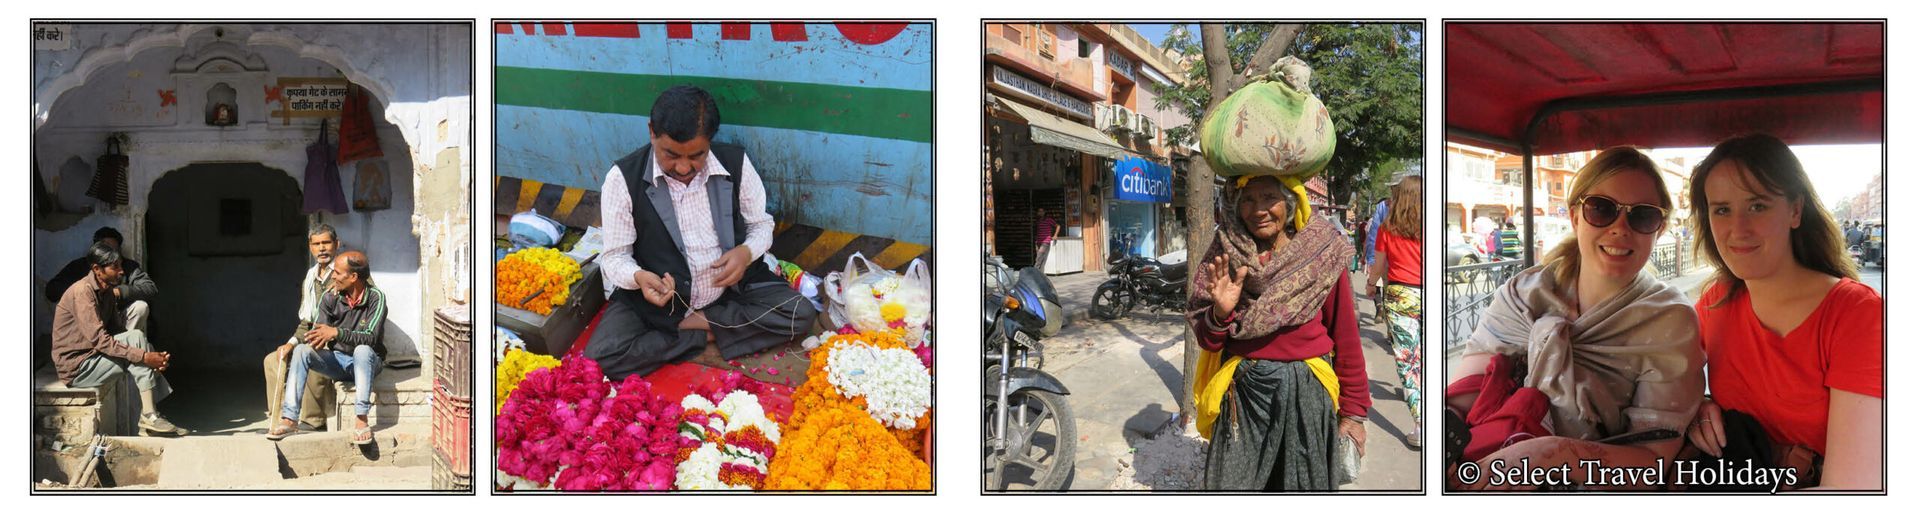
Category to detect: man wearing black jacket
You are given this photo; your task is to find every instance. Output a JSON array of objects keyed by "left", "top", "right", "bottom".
[
  {"left": 45, "top": 227, "right": 156, "bottom": 332},
  {"left": 267, "top": 250, "right": 386, "bottom": 445}
]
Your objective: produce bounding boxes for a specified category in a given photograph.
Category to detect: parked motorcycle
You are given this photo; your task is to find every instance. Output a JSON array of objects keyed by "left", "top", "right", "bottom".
[
  {"left": 983, "top": 256, "right": 1075, "bottom": 490},
  {"left": 1090, "top": 252, "right": 1188, "bottom": 320}
]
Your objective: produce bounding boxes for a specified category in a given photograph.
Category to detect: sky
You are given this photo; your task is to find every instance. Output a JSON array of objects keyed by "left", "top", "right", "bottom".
[
  {"left": 1648, "top": 144, "right": 1882, "bottom": 212},
  {"left": 1128, "top": 24, "right": 1185, "bottom": 49}
]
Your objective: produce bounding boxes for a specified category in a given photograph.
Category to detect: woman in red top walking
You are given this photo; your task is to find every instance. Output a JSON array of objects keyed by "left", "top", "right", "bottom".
[
  {"left": 1368, "top": 174, "right": 1423, "bottom": 448},
  {"left": 1686, "top": 134, "right": 1883, "bottom": 490},
  {"left": 1188, "top": 175, "right": 1369, "bottom": 490}
]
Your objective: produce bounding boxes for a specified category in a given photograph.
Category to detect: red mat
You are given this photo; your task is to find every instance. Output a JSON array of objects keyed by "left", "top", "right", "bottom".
[{"left": 564, "top": 304, "right": 796, "bottom": 423}]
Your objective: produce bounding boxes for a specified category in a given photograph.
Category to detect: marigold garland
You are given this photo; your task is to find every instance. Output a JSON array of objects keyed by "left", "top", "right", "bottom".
[
  {"left": 764, "top": 403, "right": 931, "bottom": 490},
  {"left": 495, "top": 247, "right": 582, "bottom": 315},
  {"left": 495, "top": 349, "right": 561, "bottom": 414},
  {"left": 768, "top": 331, "right": 931, "bottom": 490}
]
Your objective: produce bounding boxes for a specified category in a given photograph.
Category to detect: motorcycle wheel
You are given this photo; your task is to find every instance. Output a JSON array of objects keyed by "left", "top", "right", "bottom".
[
  {"left": 1090, "top": 283, "right": 1132, "bottom": 321},
  {"left": 984, "top": 388, "right": 1076, "bottom": 491}
]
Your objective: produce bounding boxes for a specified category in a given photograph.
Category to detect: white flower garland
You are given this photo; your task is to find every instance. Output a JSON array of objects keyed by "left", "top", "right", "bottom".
[{"left": 825, "top": 341, "right": 933, "bottom": 430}]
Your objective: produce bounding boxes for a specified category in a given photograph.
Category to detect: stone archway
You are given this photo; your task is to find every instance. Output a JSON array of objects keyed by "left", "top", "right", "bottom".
[{"left": 144, "top": 163, "right": 306, "bottom": 372}]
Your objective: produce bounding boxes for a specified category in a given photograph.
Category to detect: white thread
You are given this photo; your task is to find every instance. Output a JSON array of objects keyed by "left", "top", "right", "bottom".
[{"left": 663, "top": 287, "right": 810, "bottom": 331}]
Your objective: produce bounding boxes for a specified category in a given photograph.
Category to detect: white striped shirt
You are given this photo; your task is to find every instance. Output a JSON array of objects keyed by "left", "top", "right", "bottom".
[{"left": 600, "top": 148, "right": 773, "bottom": 310}]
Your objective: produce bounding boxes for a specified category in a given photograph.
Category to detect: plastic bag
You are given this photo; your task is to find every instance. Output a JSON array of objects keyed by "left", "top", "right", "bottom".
[
  {"left": 1197, "top": 56, "right": 1336, "bottom": 179},
  {"left": 508, "top": 210, "right": 564, "bottom": 249},
  {"left": 831, "top": 253, "right": 932, "bottom": 347},
  {"left": 1336, "top": 432, "right": 1363, "bottom": 485},
  {"left": 565, "top": 226, "right": 605, "bottom": 262}
]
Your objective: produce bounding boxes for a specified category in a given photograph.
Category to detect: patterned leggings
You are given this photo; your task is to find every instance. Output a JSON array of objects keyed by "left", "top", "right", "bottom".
[{"left": 1383, "top": 284, "right": 1423, "bottom": 422}]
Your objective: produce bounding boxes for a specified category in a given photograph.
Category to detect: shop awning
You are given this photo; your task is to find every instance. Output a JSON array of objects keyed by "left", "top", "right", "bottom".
[
  {"left": 1446, "top": 23, "right": 1884, "bottom": 154},
  {"left": 989, "top": 94, "right": 1128, "bottom": 159}
]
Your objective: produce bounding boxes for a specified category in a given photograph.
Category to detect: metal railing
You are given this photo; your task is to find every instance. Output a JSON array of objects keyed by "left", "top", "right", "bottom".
[
  {"left": 1442, "top": 259, "right": 1526, "bottom": 350},
  {"left": 1648, "top": 239, "right": 1702, "bottom": 280}
]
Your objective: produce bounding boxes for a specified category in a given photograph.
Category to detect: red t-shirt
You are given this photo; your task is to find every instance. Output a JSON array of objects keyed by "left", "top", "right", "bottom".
[
  {"left": 1696, "top": 279, "right": 1883, "bottom": 454},
  {"left": 1375, "top": 228, "right": 1422, "bottom": 286}
]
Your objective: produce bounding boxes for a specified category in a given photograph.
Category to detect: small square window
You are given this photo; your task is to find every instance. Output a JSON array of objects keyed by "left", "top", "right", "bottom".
[{"left": 219, "top": 198, "right": 252, "bottom": 236}]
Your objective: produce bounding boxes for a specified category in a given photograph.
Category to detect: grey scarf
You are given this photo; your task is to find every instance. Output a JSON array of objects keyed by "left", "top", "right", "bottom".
[{"left": 1468, "top": 265, "right": 1705, "bottom": 440}]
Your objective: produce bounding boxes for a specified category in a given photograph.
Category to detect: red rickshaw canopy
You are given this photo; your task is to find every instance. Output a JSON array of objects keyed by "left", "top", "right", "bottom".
[{"left": 1446, "top": 22, "right": 1884, "bottom": 154}]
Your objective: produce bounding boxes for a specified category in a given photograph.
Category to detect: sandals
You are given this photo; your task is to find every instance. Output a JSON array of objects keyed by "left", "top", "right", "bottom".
[
  {"left": 352, "top": 425, "right": 375, "bottom": 446},
  {"left": 266, "top": 418, "right": 298, "bottom": 441}
]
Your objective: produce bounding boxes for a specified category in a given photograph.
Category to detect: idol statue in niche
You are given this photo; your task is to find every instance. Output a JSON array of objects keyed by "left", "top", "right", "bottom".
[{"left": 209, "top": 103, "right": 236, "bottom": 126}]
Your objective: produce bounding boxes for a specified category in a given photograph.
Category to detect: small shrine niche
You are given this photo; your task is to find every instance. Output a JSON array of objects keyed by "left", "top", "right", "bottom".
[{"left": 205, "top": 82, "right": 238, "bottom": 126}]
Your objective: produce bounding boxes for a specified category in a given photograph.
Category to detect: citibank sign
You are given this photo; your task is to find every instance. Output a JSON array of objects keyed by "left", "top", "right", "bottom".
[{"left": 1113, "top": 156, "right": 1173, "bottom": 203}]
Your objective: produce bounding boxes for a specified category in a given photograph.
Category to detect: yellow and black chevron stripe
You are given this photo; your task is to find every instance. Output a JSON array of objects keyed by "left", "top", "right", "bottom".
[
  {"left": 494, "top": 176, "right": 601, "bottom": 228},
  {"left": 770, "top": 222, "right": 932, "bottom": 277},
  {"left": 497, "top": 176, "right": 930, "bottom": 276}
]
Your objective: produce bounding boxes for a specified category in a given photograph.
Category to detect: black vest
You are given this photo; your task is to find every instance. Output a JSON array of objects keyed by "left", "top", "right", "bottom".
[{"left": 609, "top": 143, "right": 783, "bottom": 331}]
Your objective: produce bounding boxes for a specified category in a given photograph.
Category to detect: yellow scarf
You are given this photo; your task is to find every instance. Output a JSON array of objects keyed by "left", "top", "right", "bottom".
[
  {"left": 1234, "top": 175, "right": 1313, "bottom": 232},
  {"left": 1192, "top": 349, "right": 1339, "bottom": 440}
]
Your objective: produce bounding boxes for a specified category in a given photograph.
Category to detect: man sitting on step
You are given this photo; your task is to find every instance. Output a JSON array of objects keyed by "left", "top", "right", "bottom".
[
  {"left": 52, "top": 241, "right": 181, "bottom": 436},
  {"left": 268, "top": 250, "right": 387, "bottom": 446},
  {"left": 262, "top": 224, "right": 342, "bottom": 432},
  {"left": 587, "top": 84, "right": 817, "bottom": 381},
  {"left": 44, "top": 227, "right": 158, "bottom": 333}
]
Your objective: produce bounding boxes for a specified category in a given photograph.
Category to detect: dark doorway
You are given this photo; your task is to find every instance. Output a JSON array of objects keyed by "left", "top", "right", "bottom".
[{"left": 144, "top": 163, "right": 306, "bottom": 433}]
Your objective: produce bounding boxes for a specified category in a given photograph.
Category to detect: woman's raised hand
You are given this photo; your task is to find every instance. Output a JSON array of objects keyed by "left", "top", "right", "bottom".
[{"left": 1207, "top": 254, "right": 1251, "bottom": 320}]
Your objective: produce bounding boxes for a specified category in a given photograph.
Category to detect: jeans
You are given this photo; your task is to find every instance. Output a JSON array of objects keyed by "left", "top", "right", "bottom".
[{"left": 283, "top": 344, "right": 381, "bottom": 421}]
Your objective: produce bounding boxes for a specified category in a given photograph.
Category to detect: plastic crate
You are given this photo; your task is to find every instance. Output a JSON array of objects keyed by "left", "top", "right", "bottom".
[
  {"left": 432, "top": 306, "right": 473, "bottom": 398},
  {"left": 432, "top": 446, "right": 473, "bottom": 491},
  {"left": 431, "top": 380, "right": 472, "bottom": 479}
]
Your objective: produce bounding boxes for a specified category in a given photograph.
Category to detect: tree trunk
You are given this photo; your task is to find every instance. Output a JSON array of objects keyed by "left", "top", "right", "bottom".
[
  {"left": 1228, "top": 24, "right": 1305, "bottom": 92},
  {"left": 1179, "top": 24, "right": 1241, "bottom": 427}
]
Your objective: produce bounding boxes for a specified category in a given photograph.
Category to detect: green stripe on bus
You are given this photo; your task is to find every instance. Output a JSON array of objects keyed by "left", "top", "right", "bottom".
[{"left": 496, "top": 67, "right": 932, "bottom": 143}]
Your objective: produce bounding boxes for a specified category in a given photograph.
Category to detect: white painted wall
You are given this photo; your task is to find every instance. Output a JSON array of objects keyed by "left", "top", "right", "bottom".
[{"left": 33, "top": 23, "right": 471, "bottom": 377}]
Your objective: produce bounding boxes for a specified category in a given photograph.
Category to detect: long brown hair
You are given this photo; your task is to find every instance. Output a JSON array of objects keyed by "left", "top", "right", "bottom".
[
  {"left": 1689, "top": 134, "right": 1857, "bottom": 307},
  {"left": 1385, "top": 175, "right": 1422, "bottom": 240},
  {"left": 1540, "top": 147, "right": 1671, "bottom": 286}
]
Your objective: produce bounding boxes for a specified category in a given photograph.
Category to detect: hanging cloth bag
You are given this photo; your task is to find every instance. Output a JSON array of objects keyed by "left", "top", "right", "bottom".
[
  {"left": 302, "top": 119, "right": 349, "bottom": 214},
  {"left": 86, "top": 136, "right": 130, "bottom": 207},
  {"left": 336, "top": 85, "right": 384, "bottom": 163},
  {"left": 352, "top": 160, "right": 392, "bottom": 211}
]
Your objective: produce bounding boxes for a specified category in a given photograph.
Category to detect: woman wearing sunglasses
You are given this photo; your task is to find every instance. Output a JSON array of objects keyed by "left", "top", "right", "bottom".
[
  {"left": 1685, "top": 135, "right": 1882, "bottom": 490},
  {"left": 1447, "top": 147, "right": 1704, "bottom": 490}
]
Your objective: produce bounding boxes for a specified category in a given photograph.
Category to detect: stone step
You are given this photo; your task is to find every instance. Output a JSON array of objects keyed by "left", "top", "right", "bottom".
[
  {"left": 156, "top": 435, "right": 282, "bottom": 489},
  {"left": 275, "top": 423, "right": 434, "bottom": 477},
  {"left": 35, "top": 422, "right": 434, "bottom": 489}
]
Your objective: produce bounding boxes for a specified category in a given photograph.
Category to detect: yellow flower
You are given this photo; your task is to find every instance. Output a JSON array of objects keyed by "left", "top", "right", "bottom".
[
  {"left": 880, "top": 303, "right": 906, "bottom": 323},
  {"left": 495, "top": 349, "right": 560, "bottom": 413}
]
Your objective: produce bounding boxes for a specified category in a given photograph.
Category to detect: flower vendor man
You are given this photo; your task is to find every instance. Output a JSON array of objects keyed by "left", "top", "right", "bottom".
[
  {"left": 261, "top": 224, "right": 342, "bottom": 432},
  {"left": 53, "top": 241, "right": 180, "bottom": 435},
  {"left": 268, "top": 250, "right": 387, "bottom": 445},
  {"left": 587, "top": 84, "right": 818, "bottom": 381}
]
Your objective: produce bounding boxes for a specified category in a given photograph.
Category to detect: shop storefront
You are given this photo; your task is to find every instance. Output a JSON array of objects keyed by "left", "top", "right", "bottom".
[
  {"left": 1106, "top": 154, "right": 1173, "bottom": 259},
  {"left": 984, "top": 81, "right": 1128, "bottom": 274}
]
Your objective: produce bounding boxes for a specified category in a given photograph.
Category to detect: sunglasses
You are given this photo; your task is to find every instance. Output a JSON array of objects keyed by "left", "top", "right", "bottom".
[{"left": 1578, "top": 195, "right": 1667, "bottom": 235}]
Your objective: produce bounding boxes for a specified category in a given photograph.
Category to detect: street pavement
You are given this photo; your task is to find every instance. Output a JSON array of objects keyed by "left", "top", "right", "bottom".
[{"left": 1035, "top": 270, "right": 1423, "bottom": 491}]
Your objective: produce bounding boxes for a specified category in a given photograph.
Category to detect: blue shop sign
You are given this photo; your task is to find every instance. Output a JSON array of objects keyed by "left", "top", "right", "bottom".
[{"left": 1113, "top": 156, "right": 1173, "bottom": 203}]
